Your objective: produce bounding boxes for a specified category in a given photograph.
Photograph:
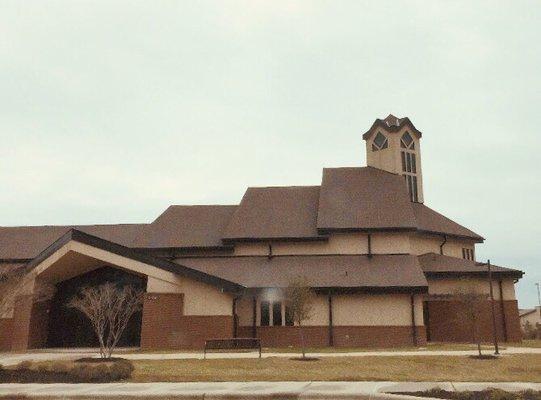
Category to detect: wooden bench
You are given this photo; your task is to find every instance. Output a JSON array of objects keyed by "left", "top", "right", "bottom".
[{"left": 203, "top": 338, "right": 261, "bottom": 358}]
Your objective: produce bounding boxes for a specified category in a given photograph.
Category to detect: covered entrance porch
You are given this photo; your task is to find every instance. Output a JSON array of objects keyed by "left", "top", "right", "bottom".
[{"left": 3, "top": 229, "right": 242, "bottom": 352}]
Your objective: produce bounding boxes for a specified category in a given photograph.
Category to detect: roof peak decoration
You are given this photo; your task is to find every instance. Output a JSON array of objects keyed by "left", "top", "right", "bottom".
[{"left": 362, "top": 114, "right": 422, "bottom": 140}]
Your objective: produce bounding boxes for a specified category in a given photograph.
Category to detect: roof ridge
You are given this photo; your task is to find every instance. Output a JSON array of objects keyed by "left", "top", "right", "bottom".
[
  {"left": 167, "top": 204, "right": 238, "bottom": 207},
  {"left": 0, "top": 223, "right": 147, "bottom": 229},
  {"left": 246, "top": 185, "right": 320, "bottom": 189}
]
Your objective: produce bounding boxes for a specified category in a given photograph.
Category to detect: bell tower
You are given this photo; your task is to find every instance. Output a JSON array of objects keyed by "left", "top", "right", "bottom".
[{"left": 362, "top": 114, "right": 424, "bottom": 203}]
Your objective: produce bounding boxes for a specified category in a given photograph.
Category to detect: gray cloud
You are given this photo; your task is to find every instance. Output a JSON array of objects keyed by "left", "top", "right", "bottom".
[{"left": 1, "top": 1, "right": 539, "bottom": 306}]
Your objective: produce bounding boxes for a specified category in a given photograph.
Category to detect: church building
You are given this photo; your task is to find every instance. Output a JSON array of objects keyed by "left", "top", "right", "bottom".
[{"left": 0, "top": 114, "right": 523, "bottom": 351}]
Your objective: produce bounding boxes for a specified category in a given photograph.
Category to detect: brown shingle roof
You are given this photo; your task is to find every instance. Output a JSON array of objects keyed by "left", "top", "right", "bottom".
[
  {"left": 418, "top": 253, "right": 523, "bottom": 278},
  {"left": 177, "top": 254, "right": 428, "bottom": 291},
  {"left": 0, "top": 262, "right": 26, "bottom": 274},
  {"left": 316, "top": 167, "right": 483, "bottom": 241},
  {"left": 317, "top": 167, "right": 418, "bottom": 232},
  {"left": 134, "top": 205, "right": 237, "bottom": 249},
  {"left": 412, "top": 203, "right": 483, "bottom": 241},
  {"left": 0, "top": 224, "right": 146, "bottom": 260},
  {"left": 223, "top": 186, "right": 323, "bottom": 241}
]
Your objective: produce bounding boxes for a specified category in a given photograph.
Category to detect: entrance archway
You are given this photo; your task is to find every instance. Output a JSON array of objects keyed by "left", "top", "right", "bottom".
[{"left": 46, "top": 266, "right": 146, "bottom": 348}]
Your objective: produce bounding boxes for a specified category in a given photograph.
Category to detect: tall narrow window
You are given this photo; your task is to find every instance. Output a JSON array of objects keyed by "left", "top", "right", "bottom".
[
  {"left": 272, "top": 302, "right": 283, "bottom": 326},
  {"left": 401, "top": 131, "right": 419, "bottom": 202},
  {"left": 260, "top": 301, "right": 270, "bottom": 326},
  {"left": 285, "top": 303, "right": 294, "bottom": 326},
  {"left": 412, "top": 176, "right": 418, "bottom": 202}
]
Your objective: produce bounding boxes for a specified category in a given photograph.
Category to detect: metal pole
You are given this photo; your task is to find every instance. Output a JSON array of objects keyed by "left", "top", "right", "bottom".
[
  {"left": 487, "top": 260, "right": 499, "bottom": 355},
  {"left": 535, "top": 282, "right": 541, "bottom": 317}
]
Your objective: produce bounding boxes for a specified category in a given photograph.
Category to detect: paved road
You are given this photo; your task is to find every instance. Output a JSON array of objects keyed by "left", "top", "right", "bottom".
[
  {"left": 0, "top": 381, "right": 540, "bottom": 398},
  {"left": 1, "top": 347, "right": 540, "bottom": 366}
]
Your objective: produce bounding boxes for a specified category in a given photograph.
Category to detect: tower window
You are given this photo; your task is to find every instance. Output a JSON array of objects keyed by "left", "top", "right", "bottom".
[
  {"left": 400, "top": 132, "right": 419, "bottom": 202},
  {"left": 462, "top": 248, "right": 474, "bottom": 260},
  {"left": 401, "top": 131, "right": 415, "bottom": 149},
  {"left": 372, "top": 132, "right": 388, "bottom": 151}
]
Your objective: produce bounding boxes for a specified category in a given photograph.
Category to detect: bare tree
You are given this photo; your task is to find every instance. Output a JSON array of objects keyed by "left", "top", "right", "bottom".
[
  {"left": 285, "top": 277, "right": 314, "bottom": 359},
  {"left": 68, "top": 283, "right": 144, "bottom": 359},
  {"left": 453, "top": 283, "right": 488, "bottom": 357},
  {"left": 0, "top": 269, "right": 55, "bottom": 318}
]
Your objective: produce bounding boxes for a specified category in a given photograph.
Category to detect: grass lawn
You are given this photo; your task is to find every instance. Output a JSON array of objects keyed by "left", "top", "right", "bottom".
[
  {"left": 263, "top": 343, "right": 506, "bottom": 353},
  {"left": 130, "top": 354, "right": 541, "bottom": 382},
  {"left": 119, "top": 343, "right": 507, "bottom": 355},
  {"left": 510, "top": 340, "right": 541, "bottom": 348}
]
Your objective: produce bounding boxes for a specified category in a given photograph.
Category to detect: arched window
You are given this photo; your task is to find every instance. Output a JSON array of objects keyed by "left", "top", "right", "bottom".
[
  {"left": 372, "top": 132, "right": 388, "bottom": 151},
  {"left": 400, "top": 131, "right": 418, "bottom": 202}
]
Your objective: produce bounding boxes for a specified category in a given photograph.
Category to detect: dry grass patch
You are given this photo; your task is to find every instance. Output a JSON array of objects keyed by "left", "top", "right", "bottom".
[{"left": 131, "top": 354, "right": 541, "bottom": 382}]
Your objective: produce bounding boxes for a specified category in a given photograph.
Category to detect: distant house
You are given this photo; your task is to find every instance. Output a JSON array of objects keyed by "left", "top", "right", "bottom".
[
  {"left": 0, "top": 114, "right": 524, "bottom": 352},
  {"left": 520, "top": 307, "right": 541, "bottom": 331}
]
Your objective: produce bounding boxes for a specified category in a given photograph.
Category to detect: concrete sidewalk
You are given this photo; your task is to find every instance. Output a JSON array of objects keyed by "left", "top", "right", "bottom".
[
  {"left": 1, "top": 347, "right": 540, "bottom": 367},
  {"left": 0, "top": 381, "right": 540, "bottom": 398}
]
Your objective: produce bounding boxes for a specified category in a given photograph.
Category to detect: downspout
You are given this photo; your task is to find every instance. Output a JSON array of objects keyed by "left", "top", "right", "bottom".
[
  {"left": 251, "top": 296, "right": 257, "bottom": 338},
  {"left": 439, "top": 235, "right": 447, "bottom": 255},
  {"left": 232, "top": 297, "right": 239, "bottom": 338},
  {"left": 328, "top": 291, "right": 334, "bottom": 347},
  {"left": 410, "top": 293, "right": 418, "bottom": 346}
]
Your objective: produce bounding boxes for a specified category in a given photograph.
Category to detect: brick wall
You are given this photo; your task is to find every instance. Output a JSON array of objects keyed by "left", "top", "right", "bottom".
[
  {"left": 141, "top": 292, "right": 233, "bottom": 350},
  {"left": 10, "top": 296, "right": 51, "bottom": 352},
  {"left": 238, "top": 325, "right": 426, "bottom": 348},
  {"left": 426, "top": 300, "right": 521, "bottom": 343},
  {"left": 0, "top": 318, "right": 13, "bottom": 351}
]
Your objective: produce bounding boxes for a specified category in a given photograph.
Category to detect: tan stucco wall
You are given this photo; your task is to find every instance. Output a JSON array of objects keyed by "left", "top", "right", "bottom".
[
  {"left": 409, "top": 234, "right": 475, "bottom": 258},
  {"left": 332, "top": 293, "right": 423, "bottom": 326},
  {"left": 238, "top": 293, "right": 422, "bottom": 327},
  {"left": 365, "top": 125, "right": 424, "bottom": 203},
  {"left": 146, "top": 276, "right": 233, "bottom": 316},
  {"left": 428, "top": 278, "right": 516, "bottom": 300},
  {"left": 233, "top": 232, "right": 410, "bottom": 256}
]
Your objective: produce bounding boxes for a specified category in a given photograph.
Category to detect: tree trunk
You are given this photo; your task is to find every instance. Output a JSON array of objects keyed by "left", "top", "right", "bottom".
[
  {"left": 473, "top": 320, "right": 482, "bottom": 357},
  {"left": 299, "top": 321, "right": 306, "bottom": 359}
]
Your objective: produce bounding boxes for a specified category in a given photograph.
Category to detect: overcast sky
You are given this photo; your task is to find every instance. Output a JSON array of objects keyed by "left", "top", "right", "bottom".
[{"left": 1, "top": 1, "right": 540, "bottom": 307}]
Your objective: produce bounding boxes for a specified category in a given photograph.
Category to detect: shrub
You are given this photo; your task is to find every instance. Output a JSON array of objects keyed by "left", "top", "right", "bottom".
[
  {"left": 16, "top": 361, "right": 32, "bottom": 370},
  {"left": 0, "top": 359, "right": 134, "bottom": 383},
  {"left": 67, "top": 359, "right": 134, "bottom": 383}
]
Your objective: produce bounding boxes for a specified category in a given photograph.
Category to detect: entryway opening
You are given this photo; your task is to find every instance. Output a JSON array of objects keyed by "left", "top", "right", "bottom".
[{"left": 46, "top": 266, "right": 146, "bottom": 348}]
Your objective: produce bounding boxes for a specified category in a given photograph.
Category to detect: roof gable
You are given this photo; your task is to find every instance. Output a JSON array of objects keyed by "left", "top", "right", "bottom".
[{"left": 26, "top": 229, "right": 243, "bottom": 293}]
